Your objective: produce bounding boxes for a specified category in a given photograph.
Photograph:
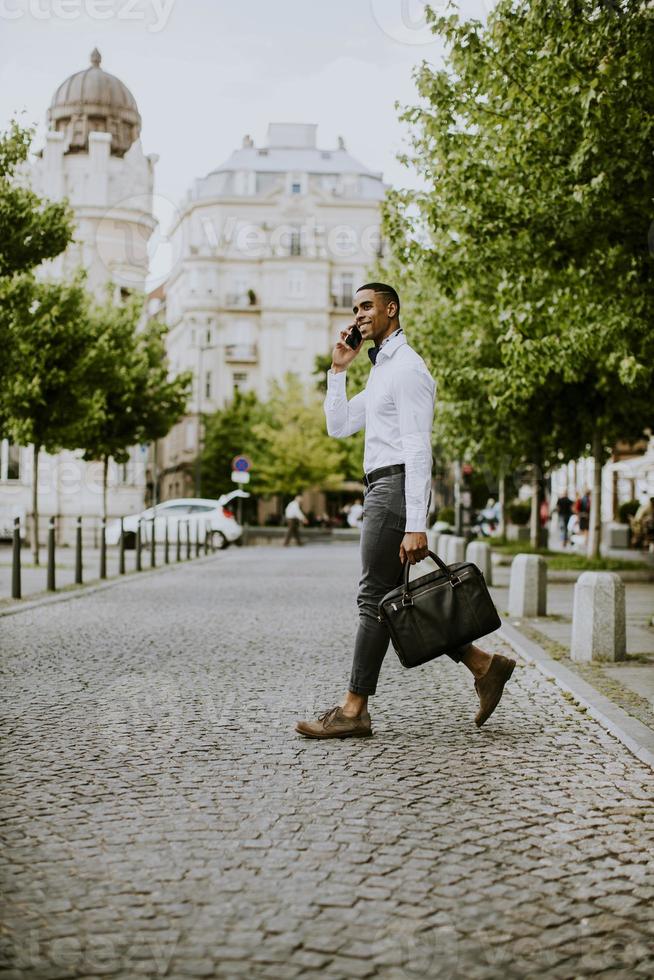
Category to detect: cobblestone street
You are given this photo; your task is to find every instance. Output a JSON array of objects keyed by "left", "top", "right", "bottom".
[{"left": 1, "top": 543, "right": 653, "bottom": 979}]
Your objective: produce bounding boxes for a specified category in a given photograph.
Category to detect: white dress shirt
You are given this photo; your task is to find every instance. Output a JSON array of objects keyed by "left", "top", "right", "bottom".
[
  {"left": 285, "top": 499, "right": 305, "bottom": 521},
  {"left": 324, "top": 330, "right": 435, "bottom": 533}
]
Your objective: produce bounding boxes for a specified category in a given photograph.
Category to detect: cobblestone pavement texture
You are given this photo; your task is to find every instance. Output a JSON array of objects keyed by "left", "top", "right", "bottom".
[{"left": 1, "top": 543, "right": 653, "bottom": 980}]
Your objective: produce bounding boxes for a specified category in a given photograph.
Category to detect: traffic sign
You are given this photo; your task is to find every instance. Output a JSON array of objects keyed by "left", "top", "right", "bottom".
[
  {"left": 231, "top": 471, "right": 250, "bottom": 484},
  {"left": 232, "top": 455, "right": 252, "bottom": 473}
]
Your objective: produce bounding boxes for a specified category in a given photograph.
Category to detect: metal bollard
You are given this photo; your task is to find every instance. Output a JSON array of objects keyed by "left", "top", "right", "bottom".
[
  {"left": 164, "top": 518, "right": 170, "bottom": 565},
  {"left": 99, "top": 518, "right": 107, "bottom": 580},
  {"left": 119, "top": 517, "right": 125, "bottom": 574},
  {"left": 75, "top": 516, "right": 83, "bottom": 584},
  {"left": 204, "top": 521, "right": 209, "bottom": 556},
  {"left": 11, "top": 517, "right": 21, "bottom": 599},
  {"left": 176, "top": 521, "right": 181, "bottom": 562},
  {"left": 47, "top": 517, "right": 56, "bottom": 591},
  {"left": 195, "top": 520, "right": 201, "bottom": 557},
  {"left": 186, "top": 520, "right": 191, "bottom": 560},
  {"left": 136, "top": 519, "right": 142, "bottom": 571},
  {"left": 150, "top": 517, "right": 156, "bottom": 568}
]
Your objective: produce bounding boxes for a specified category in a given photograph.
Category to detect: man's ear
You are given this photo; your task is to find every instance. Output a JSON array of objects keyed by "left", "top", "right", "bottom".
[{"left": 387, "top": 300, "right": 398, "bottom": 319}]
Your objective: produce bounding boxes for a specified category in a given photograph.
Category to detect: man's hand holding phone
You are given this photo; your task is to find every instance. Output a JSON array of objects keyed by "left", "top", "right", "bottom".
[{"left": 331, "top": 324, "right": 363, "bottom": 373}]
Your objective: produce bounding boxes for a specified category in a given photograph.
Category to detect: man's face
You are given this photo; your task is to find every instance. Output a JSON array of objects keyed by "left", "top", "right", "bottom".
[{"left": 352, "top": 289, "right": 396, "bottom": 344}]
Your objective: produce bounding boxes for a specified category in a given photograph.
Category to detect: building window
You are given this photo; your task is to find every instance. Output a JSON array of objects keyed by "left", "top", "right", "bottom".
[
  {"left": 332, "top": 272, "right": 354, "bottom": 308},
  {"left": 290, "top": 228, "right": 302, "bottom": 256},
  {"left": 206, "top": 327, "right": 212, "bottom": 345},
  {"left": 1, "top": 440, "right": 21, "bottom": 481},
  {"left": 291, "top": 182, "right": 302, "bottom": 195},
  {"left": 7, "top": 442, "right": 20, "bottom": 480},
  {"left": 285, "top": 319, "right": 305, "bottom": 350},
  {"left": 287, "top": 270, "right": 306, "bottom": 298},
  {"left": 205, "top": 371, "right": 212, "bottom": 399},
  {"left": 233, "top": 371, "right": 248, "bottom": 394}
]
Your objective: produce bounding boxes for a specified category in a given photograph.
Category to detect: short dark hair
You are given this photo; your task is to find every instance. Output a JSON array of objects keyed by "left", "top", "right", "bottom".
[{"left": 356, "top": 282, "right": 400, "bottom": 314}]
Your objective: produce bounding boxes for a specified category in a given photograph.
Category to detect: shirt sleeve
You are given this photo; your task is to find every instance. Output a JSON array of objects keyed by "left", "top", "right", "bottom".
[
  {"left": 392, "top": 367, "right": 435, "bottom": 533},
  {"left": 323, "top": 370, "right": 367, "bottom": 437}
]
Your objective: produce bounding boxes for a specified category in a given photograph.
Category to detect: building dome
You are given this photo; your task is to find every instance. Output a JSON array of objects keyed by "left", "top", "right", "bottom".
[{"left": 47, "top": 49, "right": 141, "bottom": 157}]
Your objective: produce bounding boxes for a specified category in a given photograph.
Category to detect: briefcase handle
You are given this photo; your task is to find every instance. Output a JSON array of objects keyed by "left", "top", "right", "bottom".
[{"left": 402, "top": 550, "right": 462, "bottom": 606}]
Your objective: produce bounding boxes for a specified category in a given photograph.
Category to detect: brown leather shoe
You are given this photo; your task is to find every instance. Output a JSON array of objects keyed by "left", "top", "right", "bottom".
[
  {"left": 474, "top": 654, "right": 516, "bottom": 727},
  {"left": 295, "top": 706, "right": 373, "bottom": 739}
]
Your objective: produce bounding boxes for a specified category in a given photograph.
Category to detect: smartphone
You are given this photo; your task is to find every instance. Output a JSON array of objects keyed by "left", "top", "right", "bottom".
[{"left": 344, "top": 323, "right": 362, "bottom": 350}]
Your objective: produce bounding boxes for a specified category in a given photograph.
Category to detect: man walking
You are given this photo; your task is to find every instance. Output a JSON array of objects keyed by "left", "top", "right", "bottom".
[
  {"left": 284, "top": 494, "right": 308, "bottom": 547},
  {"left": 296, "top": 284, "right": 515, "bottom": 739}
]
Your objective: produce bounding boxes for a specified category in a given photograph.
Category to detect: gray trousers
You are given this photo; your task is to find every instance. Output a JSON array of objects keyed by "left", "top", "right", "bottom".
[{"left": 349, "top": 471, "right": 469, "bottom": 696}]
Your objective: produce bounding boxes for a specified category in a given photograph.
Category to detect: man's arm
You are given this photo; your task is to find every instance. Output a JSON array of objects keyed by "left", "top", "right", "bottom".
[
  {"left": 323, "top": 326, "right": 367, "bottom": 438},
  {"left": 324, "top": 371, "right": 367, "bottom": 437},
  {"left": 393, "top": 367, "right": 435, "bottom": 563}
]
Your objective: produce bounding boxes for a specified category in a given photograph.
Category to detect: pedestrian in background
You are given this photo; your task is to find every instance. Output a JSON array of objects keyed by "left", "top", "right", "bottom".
[
  {"left": 284, "top": 494, "right": 308, "bottom": 547},
  {"left": 579, "top": 489, "right": 591, "bottom": 532},
  {"left": 347, "top": 498, "right": 364, "bottom": 528},
  {"left": 555, "top": 492, "right": 573, "bottom": 545}
]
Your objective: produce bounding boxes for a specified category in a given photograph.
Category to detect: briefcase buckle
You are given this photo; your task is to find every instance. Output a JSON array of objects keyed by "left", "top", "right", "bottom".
[
  {"left": 449, "top": 575, "right": 462, "bottom": 589},
  {"left": 401, "top": 592, "right": 413, "bottom": 607}
]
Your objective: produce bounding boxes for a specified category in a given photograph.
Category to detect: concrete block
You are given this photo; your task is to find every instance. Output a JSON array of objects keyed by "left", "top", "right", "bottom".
[
  {"left": 508, "top": 554, "right": 547, "bottom": 617},
  {"left": 507, "top": 525, "right": 530, "bottom": 542},
  {"left": 446, "top": 536, "right": 465, "bottom": 565},
  {"left": 571, "top": 572, "right": 626, "bottom": 662},
  {"left": 604, "top": 523, "right": 630, "bottom": 549},
  {"left": 427, "top": 528, "right": 441, "bottom": 556},
  {"left": 466, "top": 541, "right": 493, "bottom": 586}
]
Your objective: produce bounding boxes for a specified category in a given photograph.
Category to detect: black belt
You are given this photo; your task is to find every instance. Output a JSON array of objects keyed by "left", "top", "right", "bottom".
[{"left": 363, "top": 463, "right": 405, "bottom": 488}]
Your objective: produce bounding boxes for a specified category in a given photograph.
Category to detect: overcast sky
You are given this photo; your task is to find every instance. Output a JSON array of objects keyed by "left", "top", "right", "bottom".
[{"left": 1, "top": 0, "right": 490, "bottom": 209}]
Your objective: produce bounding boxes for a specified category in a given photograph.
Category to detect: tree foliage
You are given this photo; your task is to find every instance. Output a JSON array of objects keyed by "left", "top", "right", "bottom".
[
  {"left": 81, "top": 293, "right": 192, "bottom": 516},
  {"left": 380, "top": 0, "right": 654, "bottom": 552},
  {"left": 251, "top": 374, "right": 345, "bottom": 497},
  {"left": 0, "top": 120, "right": 76, "bottom": 432},
  {"left": 0, "top": 119, "right": 74, "bottom": 279},
  {"left": 200, "top": 390, "right": 268, "bottom": 499}
]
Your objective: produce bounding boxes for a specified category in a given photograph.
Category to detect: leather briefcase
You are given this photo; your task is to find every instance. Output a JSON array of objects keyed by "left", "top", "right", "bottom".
[{"left": 378, "top": 550, "right": 501, "bottom": 669}]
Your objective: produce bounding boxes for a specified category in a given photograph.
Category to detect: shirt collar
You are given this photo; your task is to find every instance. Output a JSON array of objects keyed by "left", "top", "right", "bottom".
[{"left": 370, "top": 327, "right": 405, "bottom": 365}]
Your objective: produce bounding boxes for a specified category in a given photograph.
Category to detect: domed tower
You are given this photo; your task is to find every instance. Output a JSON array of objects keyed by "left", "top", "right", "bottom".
[
  {"left": 47, "top": 47, "right": 142, "bottom": 158},
  {"left": 32, "top": 49, "right": 158, "bottom": 295}
]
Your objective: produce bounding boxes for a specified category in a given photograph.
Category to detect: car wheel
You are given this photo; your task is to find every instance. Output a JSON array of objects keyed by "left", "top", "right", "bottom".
[{"left": 211, "top": 530, "right": 228, "bottom": 550}]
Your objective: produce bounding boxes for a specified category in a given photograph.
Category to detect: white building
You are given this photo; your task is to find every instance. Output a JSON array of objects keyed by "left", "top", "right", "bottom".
[
  {"left": 156, "top": 122, "right": 386, "bottom": 499},
  {"left": 0, "top": 50, "right": 158, "bottom": 544}
]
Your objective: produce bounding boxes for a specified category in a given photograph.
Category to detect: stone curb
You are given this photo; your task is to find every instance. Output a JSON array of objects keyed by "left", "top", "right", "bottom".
[
  {"left": 0, "top": 551, "right": 227, "bottom": 619},
  {"left": 498, "top": 621, "right": 654, "bottom": 771},
  {"left": 492, "top": 555, "right": 653, "bottom": 582}
]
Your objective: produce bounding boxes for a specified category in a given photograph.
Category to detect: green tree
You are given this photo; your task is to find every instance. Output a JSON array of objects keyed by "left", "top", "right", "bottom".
[
  {"left": 82, "top": 294, "right": 192, "bottom": 520},
  {"left": 200, "top": 390, "right": 268, "bottom": 499},
  {"left": 0, "top": 273, "right": 101, "bottom": 562},
  {"left": 0, "top": 120, "right": 75, "bottom": 430},
  {"left": 253, "top": 373, "right": 345, "bottom": 498},
  {"left": 0, "top": 120, "right": 74, "bottom": 279},
  {"left": 381, "top": 0, "right": 654, "bottom": 555}
]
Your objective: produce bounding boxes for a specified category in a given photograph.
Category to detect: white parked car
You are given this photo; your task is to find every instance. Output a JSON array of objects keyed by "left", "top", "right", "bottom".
[{"left": 105, "top": 491, "right": 249, "bottom": 550}]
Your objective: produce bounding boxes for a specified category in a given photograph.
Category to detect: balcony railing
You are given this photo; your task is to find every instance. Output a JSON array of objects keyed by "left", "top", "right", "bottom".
[
  {"left": 225, "top": 291, "right": 258, "bottom": 307},
  {"left": 225, "top": 343, "right": 258, "bottom": 363}
]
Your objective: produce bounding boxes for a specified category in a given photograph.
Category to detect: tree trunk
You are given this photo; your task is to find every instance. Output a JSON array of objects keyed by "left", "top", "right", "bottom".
[
  {"left": 588, "top": 430, "right": 603, "bottom": 559},
  {"left": 102, "top": 456, "right": 109, "bottom": 523},
  {"left": 32, "top": 445, "right": 40, "bottom": 566},
  {"left": 497, "top": 467, "right": 506, "bottom": 539},
  {"left": 529, "top": 465, "right": 540, "bottom": 550}
]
